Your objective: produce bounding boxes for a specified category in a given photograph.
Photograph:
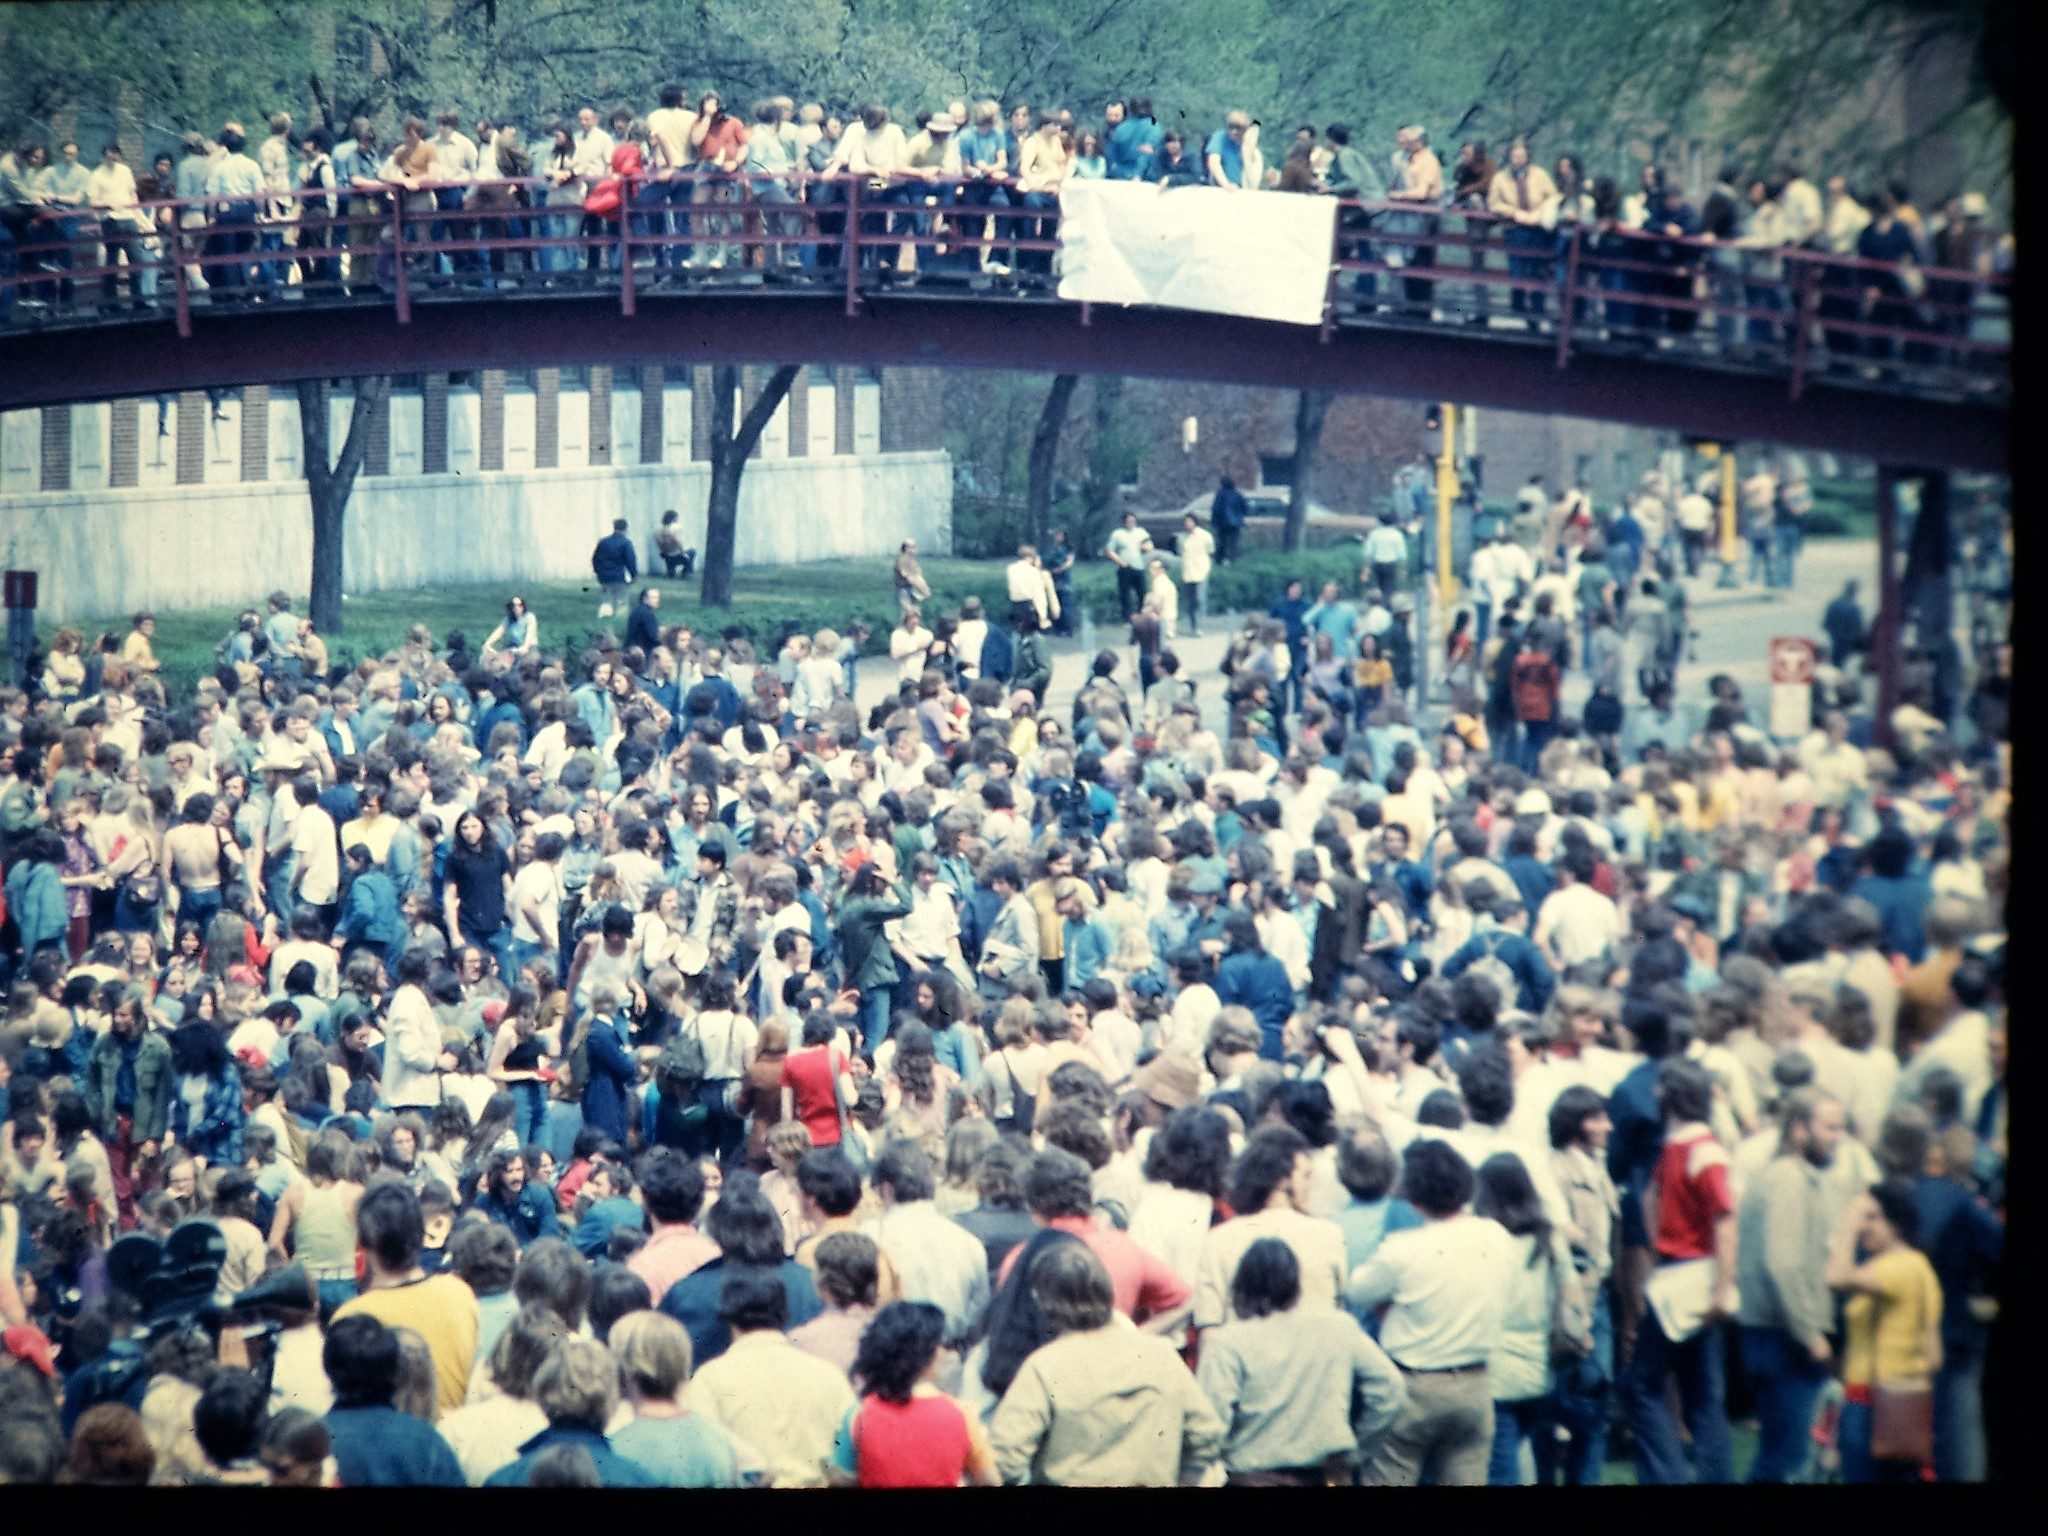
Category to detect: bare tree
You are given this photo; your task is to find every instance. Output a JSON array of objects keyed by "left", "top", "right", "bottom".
[
  {"left": 297, "top": 376, "right": 392, "bottom": 635},
  {"left": 1286, "top": 388, "right": 1334, "bottom": 552},
  {"left": 699, "top": 362, "right": 802, "bottom": 607},
  {"left": 1025, "top": 373, "right": 1080, "bottom": 548}
]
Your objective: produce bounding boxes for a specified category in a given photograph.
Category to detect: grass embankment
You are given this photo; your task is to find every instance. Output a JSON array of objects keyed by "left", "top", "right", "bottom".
[{"left": 69, "top": 546, "right": 1367, "bottom": 697}]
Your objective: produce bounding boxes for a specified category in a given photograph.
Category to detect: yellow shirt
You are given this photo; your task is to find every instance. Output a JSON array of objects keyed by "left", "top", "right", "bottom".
[
  {"left": 1841, "top": 1245, "right": 1942, "bottom": 1388},
  {"left": 1668, "top": 779, "right": 1703, "bottom": 831},
  {"left": 1027, "top": 878, "right": 1063, "bottom": 961},
  {"left": 1353, "top": 657, "right": 1394, "bottom": 690},
  {"left": 120, "top": 630, "right": 158, "bottom": 669},
  {"left": 333, "top": 1273, "right": 481, "bottom": 1417}
]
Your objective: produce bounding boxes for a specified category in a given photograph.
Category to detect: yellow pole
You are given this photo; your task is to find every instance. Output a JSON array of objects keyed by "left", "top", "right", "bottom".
[
  {"left": 1719, "top": 450, "right": 1739, "bottom": 566},
  {"left": 1436, "top": 403, "right": 1458, "bottom": 606}
]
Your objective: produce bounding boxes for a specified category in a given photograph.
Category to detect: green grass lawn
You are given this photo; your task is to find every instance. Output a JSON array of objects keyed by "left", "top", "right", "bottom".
[{"left": 60, "top": 545, "right": 1366, "bottom": 698}]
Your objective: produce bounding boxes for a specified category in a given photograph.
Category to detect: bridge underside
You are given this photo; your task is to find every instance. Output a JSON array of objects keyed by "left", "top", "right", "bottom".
[{"left": 1, "top": 293, "right": 2006, "bottom": 472}]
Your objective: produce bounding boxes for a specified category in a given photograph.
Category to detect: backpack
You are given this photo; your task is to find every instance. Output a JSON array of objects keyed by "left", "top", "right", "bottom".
[
  {"left": 1511, "top": 651, "right": 1559, "bottom": 722},
  {"left": 1466, "top": 928, "right": 1520, "bottom": 1009},
  {"left": 656, "top": 1025, "right": 708, "bottom": 1097},
  {"left": 994, "top": 1047, "right": 1038, "bottom": 1136}
]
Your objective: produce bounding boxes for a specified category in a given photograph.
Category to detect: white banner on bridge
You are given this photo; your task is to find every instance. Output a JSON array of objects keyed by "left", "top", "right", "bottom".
[{"left": 1056, "top": 179, "right": 1338, "bottom": 328}]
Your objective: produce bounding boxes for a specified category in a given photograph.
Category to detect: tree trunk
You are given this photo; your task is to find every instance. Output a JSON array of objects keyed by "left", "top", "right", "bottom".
[
  {"left": 698, "top": 362, "right": 802, "bottom": 608},
  {"left": 1286, "top": 389, "right": 1334, "bottom": 552},
  {"left": 297, "top": 375, "right": 390, "bottom": 635},
  {"left": 1081, "top": 374, "right": 1126, "bottom": 520},
  {"left": 1026, "top": 373, "right": 1079, "bottom": 549}
]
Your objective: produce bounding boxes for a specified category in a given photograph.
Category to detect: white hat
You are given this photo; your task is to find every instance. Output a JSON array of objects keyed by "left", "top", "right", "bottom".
[
  {"left": 927, "top": 112, "right": 957, "bottom": 133},
  {"left": 1514, "top": 787, "right": 1552, "bottom": 817},
  {"left": 1960, "top": 191, "right": 1989, "bottom": 219}
]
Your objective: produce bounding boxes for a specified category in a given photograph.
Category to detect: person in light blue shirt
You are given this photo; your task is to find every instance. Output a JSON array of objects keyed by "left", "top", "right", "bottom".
[
  {"left": 607, "top": 1310, "right": 745, "bottom": 1487},
  {"left": 1056, "top": 880, "right": 1111, "bottom": 990},
  {"left": 1303, "top": 580, "right": 1360, "bottom": 657},
  {"left": 1204, "top": 111, "right": 1252, "bottom": 189},
  {"left": 1331, "top": 1128, "right": 1425, "bottom": 1334},
  {"left": 1105, "top": 97, "right": 1164, "bottom": 180}
]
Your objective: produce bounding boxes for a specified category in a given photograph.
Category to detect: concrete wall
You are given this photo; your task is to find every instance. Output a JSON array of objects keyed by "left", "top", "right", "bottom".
[{"left": 3, "top": 452, "right": 953, "bottom": 621}]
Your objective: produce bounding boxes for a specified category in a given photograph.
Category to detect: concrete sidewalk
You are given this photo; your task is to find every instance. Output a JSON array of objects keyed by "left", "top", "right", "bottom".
[{"left": 854, "top": 540, "right": 1874, "bottom": 737}]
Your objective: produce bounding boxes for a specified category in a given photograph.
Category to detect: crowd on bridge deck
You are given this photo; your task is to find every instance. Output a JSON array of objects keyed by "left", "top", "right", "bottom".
[
  {"left": 0, "top": 88, "right": 2016, "bottom": 365},
  {"left": 0, "top": 417, "right": 2008, "bottom": 1487}
]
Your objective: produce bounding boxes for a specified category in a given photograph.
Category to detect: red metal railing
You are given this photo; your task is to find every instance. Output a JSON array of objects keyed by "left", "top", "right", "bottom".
[{"left": 0, "top": 174, "right": 2011, "bottom": 403}]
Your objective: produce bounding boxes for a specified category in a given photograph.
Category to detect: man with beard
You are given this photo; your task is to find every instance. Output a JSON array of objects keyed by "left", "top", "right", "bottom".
[{"left": 1734, "top": 1088, "right": 1847, "bottom": 1482}]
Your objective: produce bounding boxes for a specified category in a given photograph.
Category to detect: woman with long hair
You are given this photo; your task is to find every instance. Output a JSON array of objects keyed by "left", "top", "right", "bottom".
[
  {"left": 880, "top": 1020, "right": 955, "bottom": 1162},
  {"left": 444, "top": 809, "right": 513, "bottom": 981},
  {"left": 985, "top": 1242, "right": 1222, "bottom": 1485},
  {"left": 486, "top": 986, "right": 558, "bottom": 1151},
  {"left": 268, "top": 1128, "right": 364, "bottom": 1319},
  {"left": 1826, "top": 1179, "right": 1943, "bottom": 1483},
  {"left": 458, "top": 1089, "right": 523, "bottom": 1200},
  {"left": 1129, "top": 1105, "right": 1233, "bottom": 1287},
  {"left": 166, "top": 1017, "right": 245, "bottom": 1167},
  {"left": 831, "top": 1301, "right": 999, "bottom": 1487},
  {"left": 1473, "top": 1152, "right": 1582, "bottom": 1485}
]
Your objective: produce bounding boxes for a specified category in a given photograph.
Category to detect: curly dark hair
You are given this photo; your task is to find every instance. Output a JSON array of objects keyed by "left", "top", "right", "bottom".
[
  {"left": 851, "top": 1300, "right": 947, "bottom": 1404},
  {"left": 889, "top": 1020, "right": 939, "bottom": 1107},
  {"left": 1143, "top": 1106, "right": 1233, "bottom": 1196}
]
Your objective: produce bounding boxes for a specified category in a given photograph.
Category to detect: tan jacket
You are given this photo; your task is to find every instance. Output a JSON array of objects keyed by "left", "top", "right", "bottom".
[
  {"left": 989, "top": 1323, "right": 1224, "bottom": 1486},
  {"left": 1488, "top": 164, "right": 1559, "bottom": 224}
]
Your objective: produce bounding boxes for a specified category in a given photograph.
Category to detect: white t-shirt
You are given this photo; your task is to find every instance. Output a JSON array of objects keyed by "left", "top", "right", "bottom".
[
  {"left": 1533, "top": 882, "right": 1623, "bottom": 968},
  {"left": 290, "top": 803, "right": 340, "bottom": 905},
  {"left": 685, "top": 1007, "right": 758, "bottom": 1081},
  {"left": 508, "top": 860, "right": 564, "bottom": 945}
]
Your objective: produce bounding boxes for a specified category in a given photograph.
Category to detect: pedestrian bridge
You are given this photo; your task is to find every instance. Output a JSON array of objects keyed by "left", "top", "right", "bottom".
[{"left": 0, "top": 181, "right": 2009, "bottom": 472}]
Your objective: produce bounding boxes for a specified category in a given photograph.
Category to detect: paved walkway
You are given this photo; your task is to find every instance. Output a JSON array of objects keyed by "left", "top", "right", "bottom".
[{"left": 858, "top": 540, "right": 1876, "bottom": 736}]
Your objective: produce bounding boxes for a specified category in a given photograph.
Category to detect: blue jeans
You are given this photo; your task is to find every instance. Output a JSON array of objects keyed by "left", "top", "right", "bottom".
[
  {"left": 512, "top": 1079, "right": 549, "bottom": 1149},
  {"left": 1624, "top": 1307, "right": 1733, "bottom": 1484},
  {"left": 209, "top": 200, "right": 260, "bottom": 289},
  {"left": 1771, "top": 522, "right": 1800, "bottom": 588},
  {"left": 1934, "top": 1339, "right": 1986, "bottom": 1482},
  {"left": 1532, "top": 1286, "right": 1614, "bottom": 1485},
  {"left": 263, "top": 852, "right": 298, "bottom": 918},
  {"left": 504, "top": 935, "right": 550, "bottom": 986},
  {"left": 1487, "top": 1397, "right": 1545, "bottom": 1485},
  {"left": 176, "top": 885, "right": 223, "bottom": 937},
  {"left": 858, "top": 987, "right": 893, "bottom": 1056},
  {"left": 1740, "top": 1325, "right": 1830, "bottom": 1482},
  {"left": 431, "top": 186, "right": 473, "bottom": 273},
  {"left": 1518, "top": 717, "right": 1556, "bottom": 774}
]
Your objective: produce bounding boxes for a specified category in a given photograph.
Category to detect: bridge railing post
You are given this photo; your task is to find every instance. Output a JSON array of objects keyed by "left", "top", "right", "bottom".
[
  {"left": 1554, "top": 224, "right": 1582, "bottom": 369},
  {"left": 1788, "top": 255, "right": 1816, "bottom": 401},
  {"left": 844, "top": 177, "right": 861, "bottom": 316},
  {"left": 392, "top": 196, "right": 411, "bottom": 325},
  {"left": 171, "top": 223, "right": 192, "bottom": 339},
  {"left": 620, "top": 174, "right": 636, "bottom": 317}
]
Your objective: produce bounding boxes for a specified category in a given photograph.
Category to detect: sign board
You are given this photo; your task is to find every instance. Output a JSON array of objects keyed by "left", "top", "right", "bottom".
[
  {"left": 1768, "top": 635, "right": 1816, "bottom": 738},
  {"left": 1769, "top": 635, "right": 1817, "bottom": 686},
  {"left": 1056, "top": 179, "right": 1339, "bottom": 327}
]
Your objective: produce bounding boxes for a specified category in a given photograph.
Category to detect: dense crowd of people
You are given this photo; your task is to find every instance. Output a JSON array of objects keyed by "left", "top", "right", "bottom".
[
  {"left": 0, "top": 90, "right": 2014, "bottom": 364},
  {"left": 0, "top": 463, "right": 2009, "bottom": 1487}
]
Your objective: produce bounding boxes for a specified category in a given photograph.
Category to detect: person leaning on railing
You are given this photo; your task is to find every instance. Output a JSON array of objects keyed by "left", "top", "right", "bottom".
[
  {"left": 1488, "top": 139, "right": 1558, "bottom": 320},
  {"left": 470, "top": 128, "right": 532, "bottom": 281},
  {"left": 87, "top": 141, "right": 157, "bottom": 308}
]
